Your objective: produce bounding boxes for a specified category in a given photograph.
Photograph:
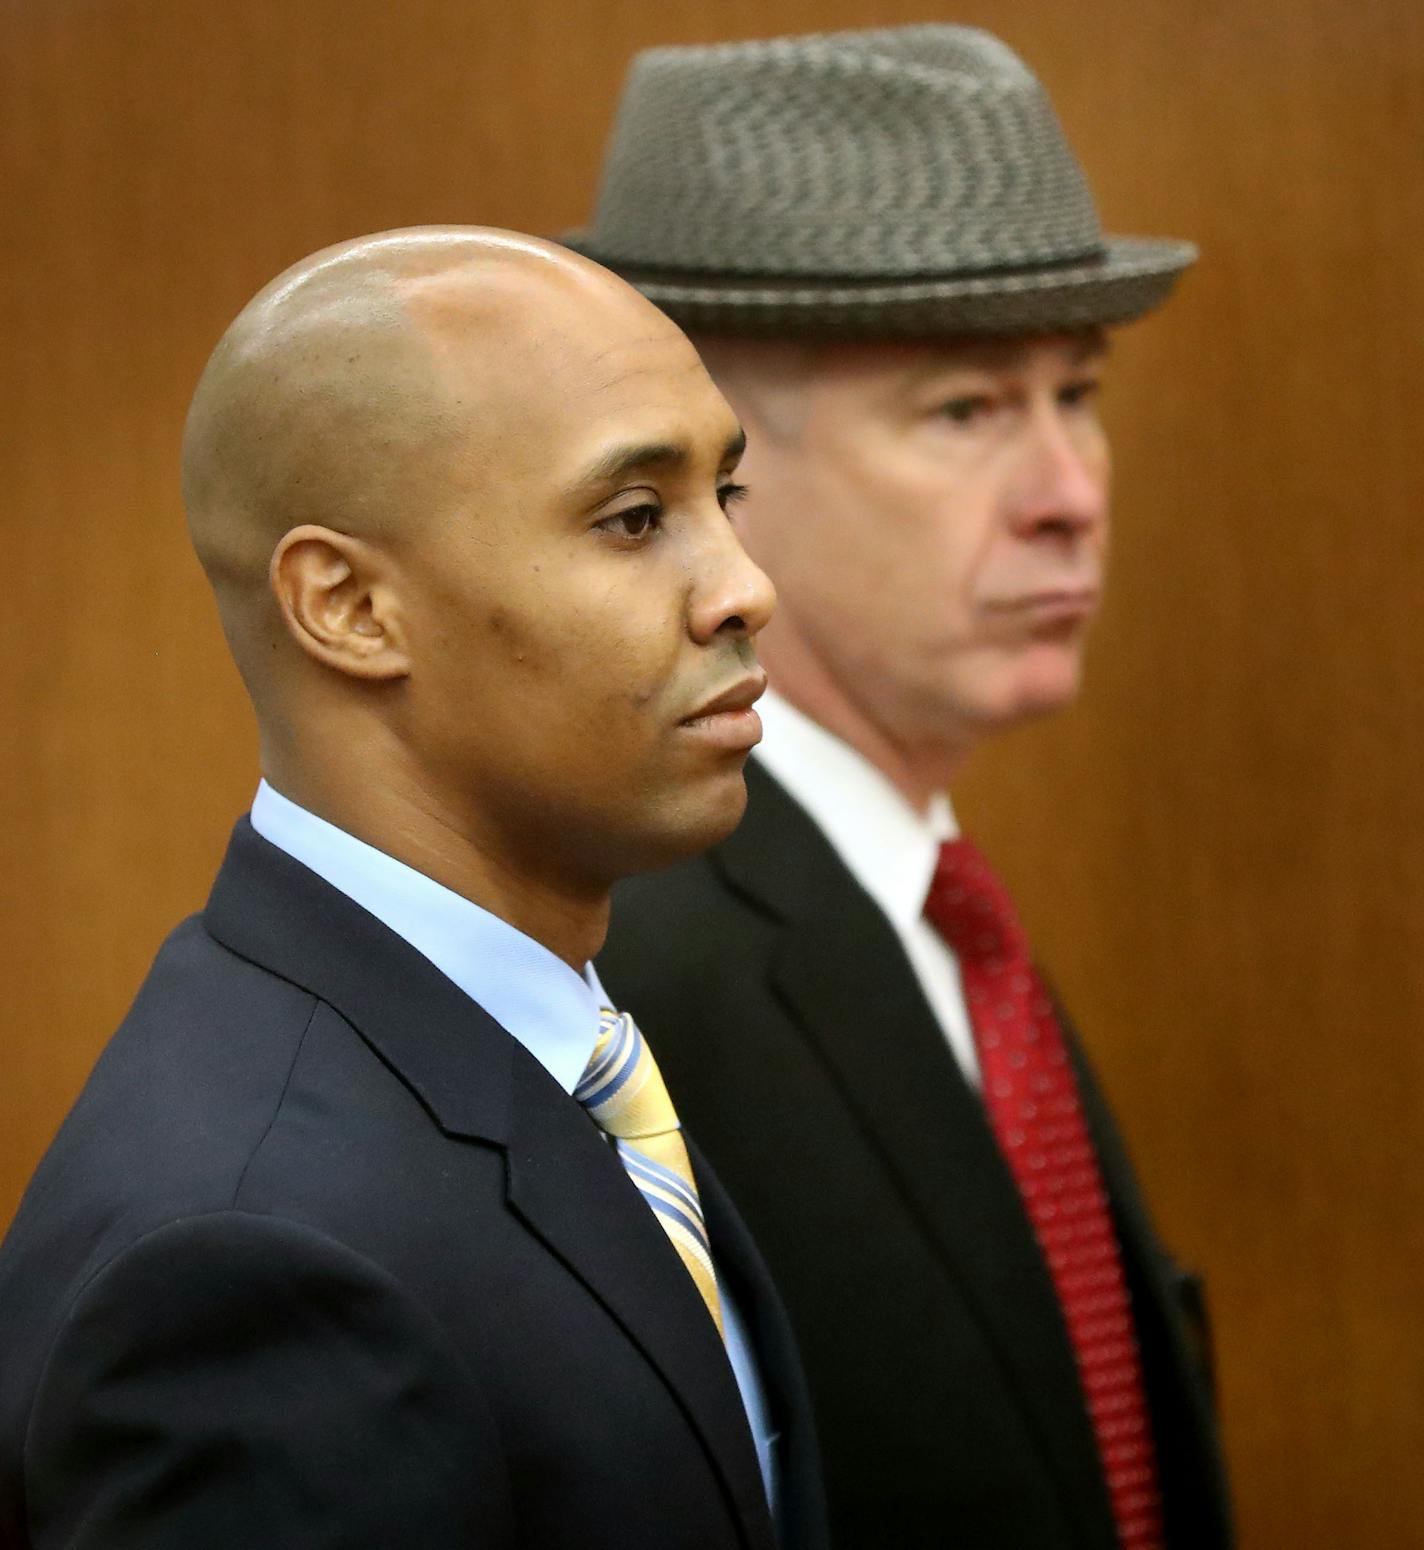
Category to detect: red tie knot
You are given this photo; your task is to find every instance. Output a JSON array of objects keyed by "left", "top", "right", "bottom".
[{"left": 926, "top": 837, "right": 1030, "bottom": 968}]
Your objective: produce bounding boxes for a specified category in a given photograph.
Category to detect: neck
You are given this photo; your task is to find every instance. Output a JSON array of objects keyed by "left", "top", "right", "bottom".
[
  {"left": 758, "top": 622, "right": 972, "bottom": 815},
  {"left": 263, "top": 744, "right": 609, "bottom": 972}
]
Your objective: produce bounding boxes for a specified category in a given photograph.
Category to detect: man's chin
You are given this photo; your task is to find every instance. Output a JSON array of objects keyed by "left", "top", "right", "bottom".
[
  {"left": 627, "top": 765, "right": 752, "bottom": 876},
  {"left": 975, "top": 651, "right": 1087, "bottom": 734}
]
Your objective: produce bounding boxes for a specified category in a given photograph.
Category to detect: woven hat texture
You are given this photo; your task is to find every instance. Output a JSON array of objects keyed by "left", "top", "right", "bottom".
[{"left": 565, "top": 25, "right": 1195, "bottom": 337}]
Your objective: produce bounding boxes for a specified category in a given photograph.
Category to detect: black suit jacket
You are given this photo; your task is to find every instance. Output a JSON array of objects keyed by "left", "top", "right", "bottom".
[
  {"left": 0, "top": 820, "right": 827, "bottom": 1549},
  {"left": 599, "top": 762, "right": 1233, "bottom": 1550}
]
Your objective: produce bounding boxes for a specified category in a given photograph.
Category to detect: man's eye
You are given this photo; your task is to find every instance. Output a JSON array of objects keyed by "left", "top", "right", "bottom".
[
  {"left": 937, "top": 395, "right": 992, "bottom": 424},
  {"left": 598, "top": 504, "right": 661, "bottom": 539},
  {"left": 717, "top": 481, "right": 750, "bottom": 513},
  {"left": 1059, "top": 378, "right": 1102, "bottom": 410}
]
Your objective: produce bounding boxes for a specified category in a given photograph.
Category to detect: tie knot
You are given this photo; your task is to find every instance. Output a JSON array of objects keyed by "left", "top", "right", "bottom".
[
  {"left": 925, "top": 837, "right": 1029, "bottom": 967},
  {"left": 575, "top": 1009, "right": 681, "bottom": 1143}
]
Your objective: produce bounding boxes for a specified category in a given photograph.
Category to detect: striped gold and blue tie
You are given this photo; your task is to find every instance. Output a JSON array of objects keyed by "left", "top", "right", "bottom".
[{"left": 575, "top": 1009, "right": 724, "bottom": 1338}]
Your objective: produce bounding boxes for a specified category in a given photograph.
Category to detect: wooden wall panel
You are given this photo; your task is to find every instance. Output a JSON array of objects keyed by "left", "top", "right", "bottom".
[{"left": 3, "top": 1, "right": 1420, "bottom": 1542}]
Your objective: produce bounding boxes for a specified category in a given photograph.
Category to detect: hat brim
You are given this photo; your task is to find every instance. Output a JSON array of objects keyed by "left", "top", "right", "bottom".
[{"left": 561, "top": 234, "right": 1196, "bottom": 338}]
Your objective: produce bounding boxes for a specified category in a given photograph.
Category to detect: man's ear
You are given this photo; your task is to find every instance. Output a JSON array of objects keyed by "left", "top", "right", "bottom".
[{"left": 269, "top": 525, "right": 410, "bottom": 681}]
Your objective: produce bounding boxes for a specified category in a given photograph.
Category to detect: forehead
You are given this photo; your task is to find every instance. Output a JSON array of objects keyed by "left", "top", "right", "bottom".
[
  {"left": 510, "top": 317, "right": 741, "bottom": 485},
  {"left": 911, "top": 329, "right": 1108, "bottom": 377},
  {"left": 413, "top": 272, "right": 739, "bottom": 483},
  {"left": 814, "top": 329, "right": 1109, "bottom": 395}
]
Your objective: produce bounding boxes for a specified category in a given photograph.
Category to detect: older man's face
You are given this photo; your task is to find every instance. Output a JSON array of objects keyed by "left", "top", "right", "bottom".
[
  {"left": 730, "top": 332, "right": 1110, "bottom": 763},
  {"left": 390, "top": 275, "right": 774, "bottom": 887}
]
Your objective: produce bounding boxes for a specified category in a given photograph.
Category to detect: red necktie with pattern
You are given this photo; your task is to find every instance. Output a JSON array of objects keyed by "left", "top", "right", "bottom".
[{"left": 925, "top": 836, "right": 1164, "bottom": 1550}]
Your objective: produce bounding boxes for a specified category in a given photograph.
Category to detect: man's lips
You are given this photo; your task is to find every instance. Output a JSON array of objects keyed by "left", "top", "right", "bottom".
[
  {"left": 984, "top": 588, "right": 1101, "bottom": 619},
  {"left": 678, "top": 671, "right": 768, "bottom": 752},
  {"left": 681, "top": 670, "right": 769, "bottom": 724}
]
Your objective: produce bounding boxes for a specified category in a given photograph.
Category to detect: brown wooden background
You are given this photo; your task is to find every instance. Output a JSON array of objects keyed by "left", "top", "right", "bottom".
[{"left": 3, "top": 0, "right": 1421, "bottom": 1542}]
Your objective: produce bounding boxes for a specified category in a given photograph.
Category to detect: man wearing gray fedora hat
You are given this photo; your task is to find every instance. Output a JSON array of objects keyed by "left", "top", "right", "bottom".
[{"left": 582, "top": 23, "right": 1233, "bottom": 1550}]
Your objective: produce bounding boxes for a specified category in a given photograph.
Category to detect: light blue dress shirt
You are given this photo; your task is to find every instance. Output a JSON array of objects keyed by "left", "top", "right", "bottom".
[{"left": 250, "top": 781, "right": 778, "bottom": 1512}]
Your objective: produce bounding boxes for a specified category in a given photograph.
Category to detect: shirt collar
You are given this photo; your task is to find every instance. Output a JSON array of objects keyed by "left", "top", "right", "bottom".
[
  {"left": 751, "top": 689, "right": 958, "bottom": 930},
  {"left": 249, "top": 780, "right": 604, "bottom": 1095}
]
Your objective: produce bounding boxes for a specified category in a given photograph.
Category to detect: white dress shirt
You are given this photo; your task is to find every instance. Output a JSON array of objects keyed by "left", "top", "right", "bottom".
[
  {"left": 752, "top": 690, "right": 983, "bottom": 1087},
  {"left": 250, "top": 780, "right": 779, "bottom": 1512}
]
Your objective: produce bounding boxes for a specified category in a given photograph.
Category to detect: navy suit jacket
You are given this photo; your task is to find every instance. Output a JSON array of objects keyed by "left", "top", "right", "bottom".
[
  {"left": 600, "top": 761, "right": 1233, "bottom": 1550},
  {"left": 0, "top": 820, "right": 827, "bottom": 1549}
]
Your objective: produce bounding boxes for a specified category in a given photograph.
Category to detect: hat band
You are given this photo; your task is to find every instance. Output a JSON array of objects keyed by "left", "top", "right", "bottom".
[{"left": 587, "top": 242, "right": 1110, "bottom": 292}]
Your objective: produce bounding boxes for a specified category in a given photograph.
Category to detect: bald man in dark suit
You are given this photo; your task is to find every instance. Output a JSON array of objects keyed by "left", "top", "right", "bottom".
[{"left": 0, "top": 228, "right": 825, "bottom": 1549}]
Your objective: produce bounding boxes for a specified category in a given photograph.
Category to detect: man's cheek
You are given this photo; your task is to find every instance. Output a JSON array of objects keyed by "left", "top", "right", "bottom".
[
  {"left": 607, "top": 622, "right": 680, "bottom": 713},
  {"left": 478, "top": 601, "right": 567, "bottom": 677}
]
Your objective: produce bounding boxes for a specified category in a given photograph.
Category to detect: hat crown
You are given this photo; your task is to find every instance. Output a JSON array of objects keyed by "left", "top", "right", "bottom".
[{"left": 585, "top": 25, "right": 1105, "bottom": 280}]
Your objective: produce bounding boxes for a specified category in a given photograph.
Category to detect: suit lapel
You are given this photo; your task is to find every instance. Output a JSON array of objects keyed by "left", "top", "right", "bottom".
[
  {"left": 715, "top": 765, "right": 1118, "bottom": 1542},
  {"left": 692, "top": 1139, "right": 829, "bottom": 1550},
  {"left": 204, "top": 819, "right": 774, "bottom": 1550},
  {"left": 503, "top": 1055, "right": 776, "bottom": 1550}
]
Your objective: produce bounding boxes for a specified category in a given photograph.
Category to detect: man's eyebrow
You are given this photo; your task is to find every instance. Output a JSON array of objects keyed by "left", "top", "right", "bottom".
[
  {"left": 579, "top": 441, "right": 687, "bottom": 489},
  {"left": 570, "top": 427, "right": 747, "bottom": 493}
]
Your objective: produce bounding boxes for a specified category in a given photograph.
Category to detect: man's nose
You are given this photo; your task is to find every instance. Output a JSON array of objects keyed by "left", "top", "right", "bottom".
[
  {"left": 1008, "top": 410, "right": 1110, "bottom": 539},
  {"left": 687, "top": 517, "right": 777, "bottom": 645}
]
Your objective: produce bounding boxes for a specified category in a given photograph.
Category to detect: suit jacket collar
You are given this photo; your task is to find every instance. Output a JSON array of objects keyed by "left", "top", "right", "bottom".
[
  {"left": 749, "top": 696, "right": 957, "bottom": 932},
  {"left": 714, "top": 764, "right": 1121, "bottom": 1545},
  {"left": 249, "top": 778, "right": 604, "bottom": 1096},
  {"left": 203, "top": 819, "right": 778, "bottom": 1550},
  {"left": 204, "top": 817, "right": 513, "bottom": 1143}
]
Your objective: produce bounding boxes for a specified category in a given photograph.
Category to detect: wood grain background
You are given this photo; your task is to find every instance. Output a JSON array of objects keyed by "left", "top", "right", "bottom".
[{"left": 3, "top": 1, "right": 1421, "bottom": 1542}]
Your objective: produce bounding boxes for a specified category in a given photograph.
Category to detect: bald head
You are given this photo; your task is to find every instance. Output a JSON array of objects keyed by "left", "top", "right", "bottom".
[
  {"left": 182, "top": 226, "right": 673, "bottom": 686},
  {"left": 177, "top": 224, "right": 770, "bottom": 928}
]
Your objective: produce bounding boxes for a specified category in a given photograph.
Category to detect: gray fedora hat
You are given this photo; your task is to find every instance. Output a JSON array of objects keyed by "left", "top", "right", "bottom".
[{"left": 564, "top": 24, "right": 1196, "bottom": 337}]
